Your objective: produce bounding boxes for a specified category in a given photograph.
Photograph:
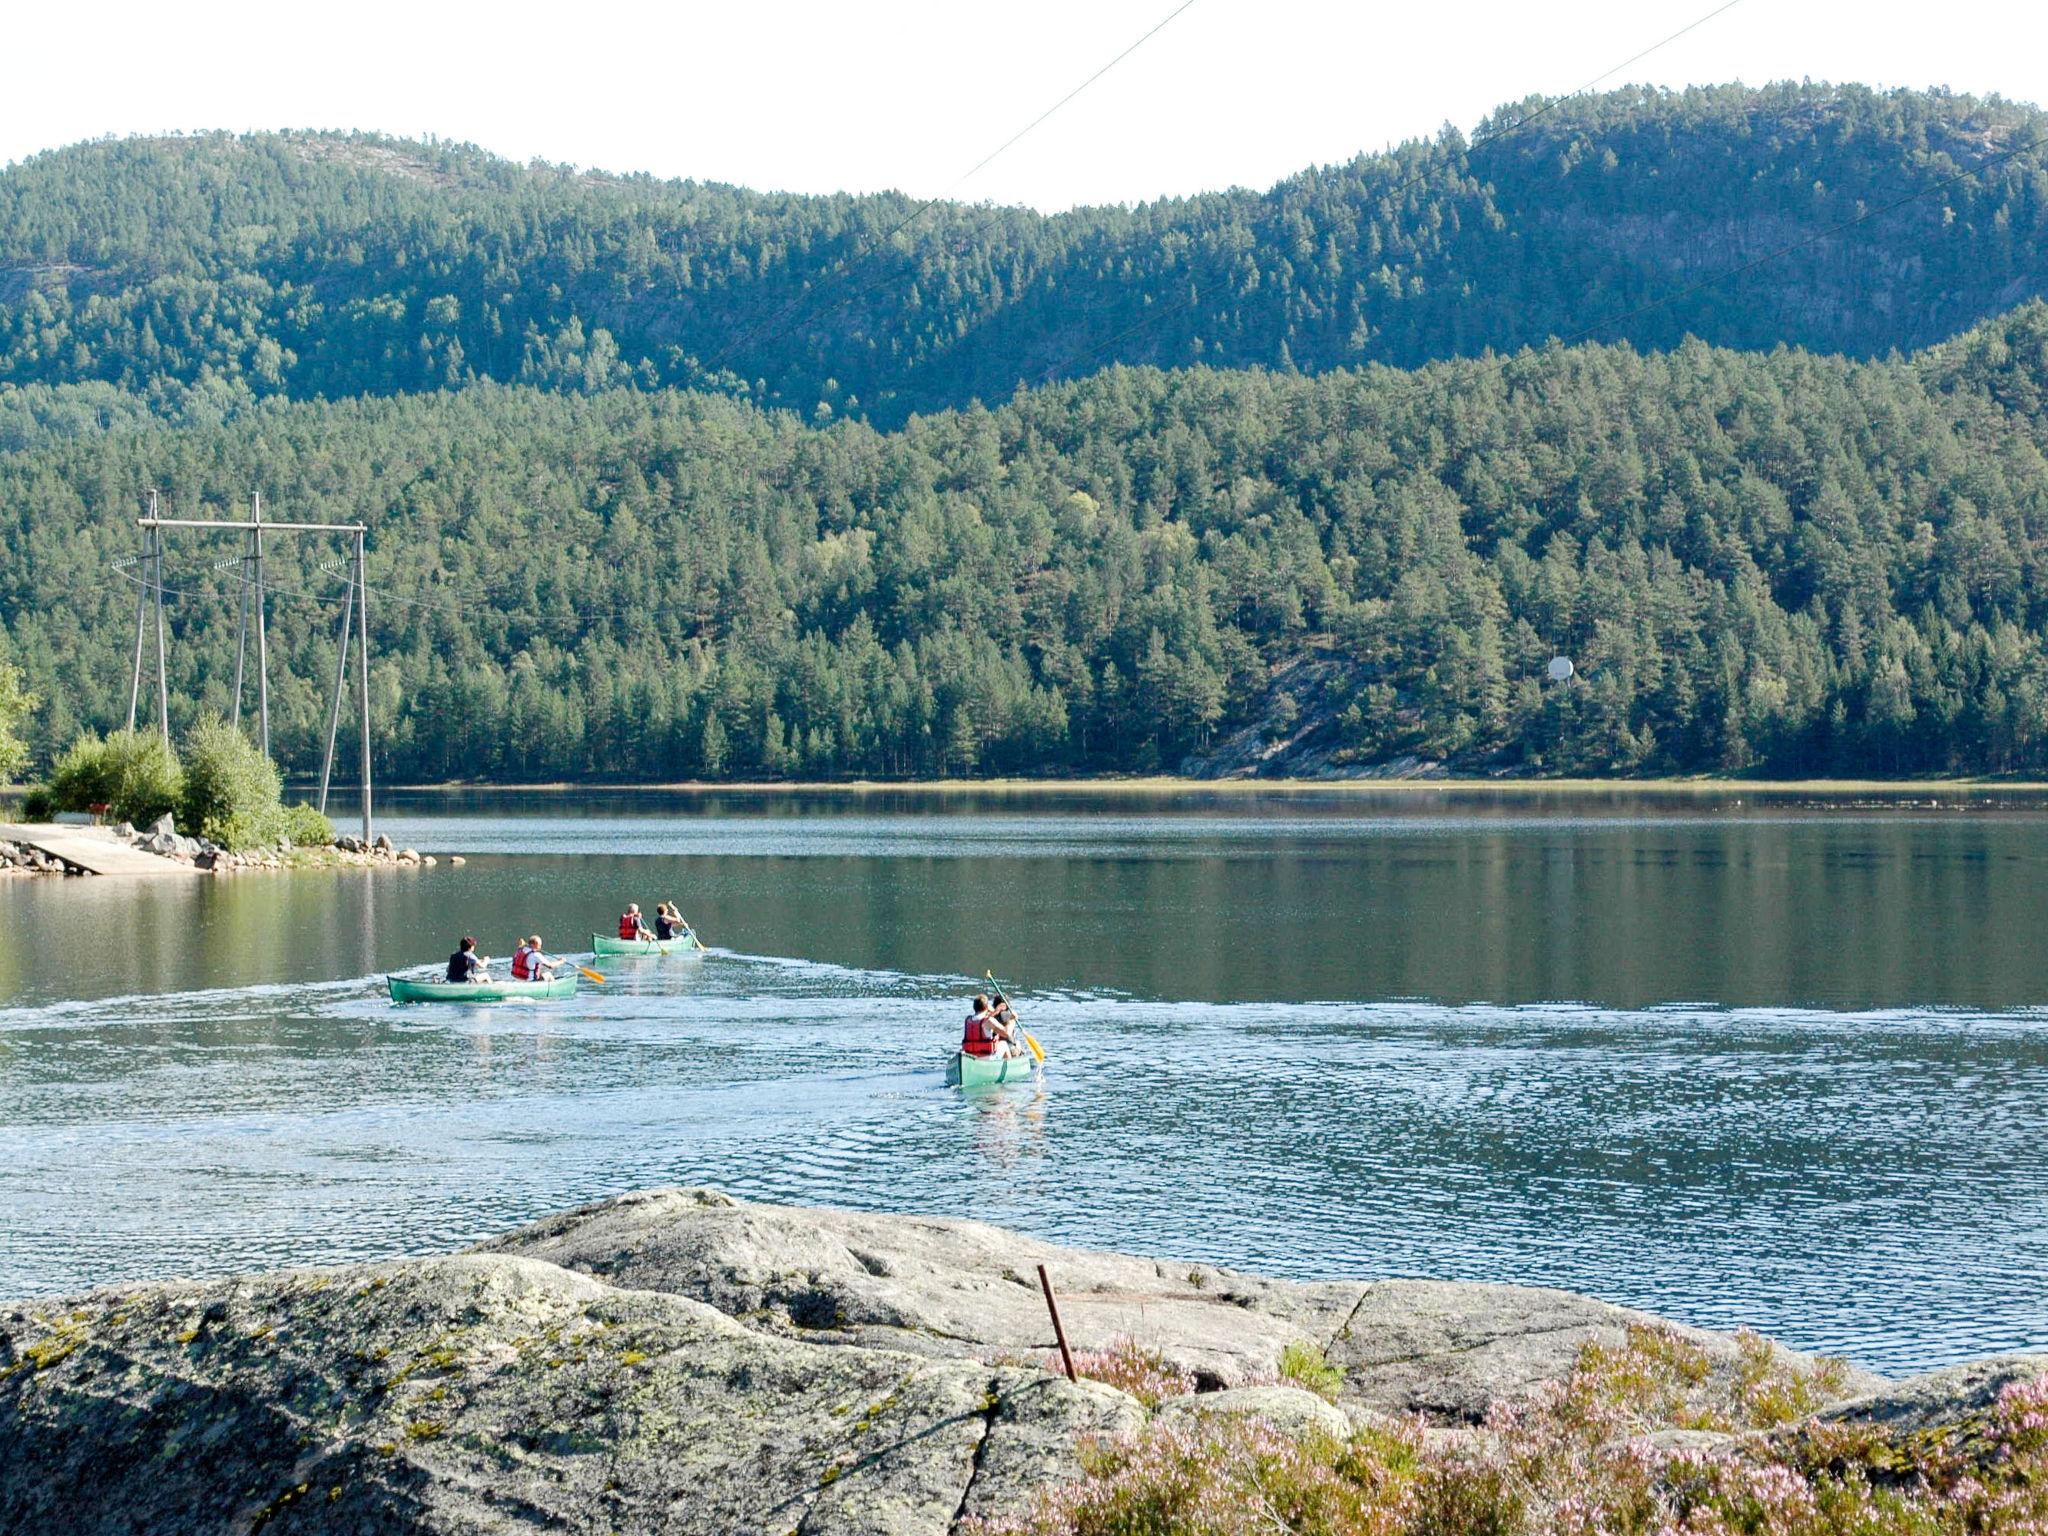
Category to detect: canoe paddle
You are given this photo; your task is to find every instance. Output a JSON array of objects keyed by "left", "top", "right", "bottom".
[{"left": 985, "top": 969, "right": 1045, "bottom": 1065}]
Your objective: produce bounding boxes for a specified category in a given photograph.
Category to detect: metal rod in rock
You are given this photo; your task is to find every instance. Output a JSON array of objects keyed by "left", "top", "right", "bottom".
[{"left": 1037, "top": 1264, "right": 1077, "bottom": 1382}]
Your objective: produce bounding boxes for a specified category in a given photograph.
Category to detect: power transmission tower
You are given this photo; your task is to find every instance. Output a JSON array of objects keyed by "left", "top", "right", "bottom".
[{"left": 134, "top": 495, "right": 376, "bottom": 844}]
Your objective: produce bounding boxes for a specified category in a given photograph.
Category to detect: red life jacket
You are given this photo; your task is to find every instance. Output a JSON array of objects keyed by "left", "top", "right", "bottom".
[
  {"left": 619, "top": 912, "right": 643, "bottom": 939},
  {"left": 961, "top": 1012, "right": 997, "bottom": 1057},
  {"left": 512, "top": 945, "right": 538, "bottom": 980}
]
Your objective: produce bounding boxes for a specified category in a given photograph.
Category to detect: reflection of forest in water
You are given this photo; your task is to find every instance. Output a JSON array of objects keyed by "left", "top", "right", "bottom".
[{"left": 8, "top": 797, "right": 2048, "bottom": 1009}]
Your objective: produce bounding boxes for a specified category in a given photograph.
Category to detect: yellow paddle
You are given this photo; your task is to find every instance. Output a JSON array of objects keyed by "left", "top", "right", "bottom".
[{"left": 986, "top": 969, "right": 1045, "bottom": 1064}]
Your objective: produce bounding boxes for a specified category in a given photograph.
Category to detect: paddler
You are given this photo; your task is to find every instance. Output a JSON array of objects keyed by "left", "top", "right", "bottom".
[
  {"left": 446, "top": 935, "right": 489, "bottom": 983},
  {"left": 655, "top": 901, "right": 688, "bottom": 942},
  {"left": 958, "top": 999, "right": 999, "bottom": 1056},
  {"left": 988, "top": 993, "right": 1023, "bottom": 1057},
  {"left": 618, "top": 903, "right": 651, "bottom": 941},
  {"left": 511, "top": 933, "right": 561, "bottom": 981}
]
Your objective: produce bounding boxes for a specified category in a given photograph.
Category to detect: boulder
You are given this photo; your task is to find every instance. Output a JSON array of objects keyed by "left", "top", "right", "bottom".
[
  {"left": 478, "top": 1189, "right": 1880, "bottom": 1419},
  {"left": 398, "top": 848, "right": 420, "bottom": 864},
  {"left": 449, "top": 856, "right": 466, "bottom": 867},
  {"left": 0, "top": 1253, "right": 1139, "bottom": 1536},
  {"left": 374, "top": 834, "right": 394, "bottom": 852},
  {"left": 1814, "top": 1352, "right": 2048, "bottom": 1437},
  {"left": 0, "top": 1190, "right": 1945, "bottom": 1536},
  {"left": 113, "top": 823, "right": 134, "bottom": 839},
  {"left": 149, "top": 814, "right": 175, "bottom": 837}
]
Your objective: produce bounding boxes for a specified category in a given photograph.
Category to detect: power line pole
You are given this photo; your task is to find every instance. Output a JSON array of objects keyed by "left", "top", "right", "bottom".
[
  {"left": 252, "top": 492, "right": 270, "bottom": 759},
  {"left": 127, "top": 490, "right": 155, "bottom": 733},
  {"left": 151, "top": 520, "right": 169, "bottom": 750},
  {"left": 317, "top": 566, "right": 354, "bottom": 816},
  {"left": 354, "top": 528, "right": 373, "bottom": 846}
]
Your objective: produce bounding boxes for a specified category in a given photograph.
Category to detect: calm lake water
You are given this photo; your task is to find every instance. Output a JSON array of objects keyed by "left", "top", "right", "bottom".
[{"left": 3, "top": 787, "right": 2045, "bottom": 1377}]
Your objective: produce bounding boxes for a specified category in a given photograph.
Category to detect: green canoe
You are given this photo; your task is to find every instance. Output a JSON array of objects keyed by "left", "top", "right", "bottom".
[
  {"left": 387, "top": 974, "right": 577, "bottom": 1003},
  {"left": 945, "top": 1050, "right": 1040, "bottom": 1088},
  {"left": 590, "top": 931, "right": 702, "bottom": 956}
]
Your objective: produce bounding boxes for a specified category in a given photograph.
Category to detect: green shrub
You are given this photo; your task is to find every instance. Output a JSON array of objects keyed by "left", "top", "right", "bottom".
[
  {"left": 280, "top": 801, "right": 335, "bottom": 848},
  {"left": 45, "top": 730, "right": 183, "bottom": 826},
  {"left": 20, "top": 787, "right": 52, "bottom": 820},
  {"left": 179, "top": 716, "right": 284, "bottom": 851}
]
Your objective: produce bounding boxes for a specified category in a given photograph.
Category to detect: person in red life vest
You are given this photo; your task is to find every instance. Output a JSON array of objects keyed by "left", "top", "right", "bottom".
[
  {"left": 511, "top": 933, "right": 561, "bottom": 981},
  {"left": 962, "top": 994, "right": 1022, "bottom": 1058},
  {"left": 619, "top": 904, "right": 650, "bottom": 941},
  {"left": 961, "top": 995, "right": 999, "bottom": 1057}
]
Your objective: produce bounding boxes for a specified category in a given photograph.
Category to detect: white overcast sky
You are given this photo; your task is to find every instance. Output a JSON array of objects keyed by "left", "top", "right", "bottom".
[{"left": 3, "top": 0, "right": 2045, "bottom": 211}]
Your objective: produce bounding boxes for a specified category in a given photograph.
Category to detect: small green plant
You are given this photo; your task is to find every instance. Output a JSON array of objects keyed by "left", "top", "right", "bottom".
[
  {"left": 1732, "top": 1327, "right": 1855, "bottom": 1428},
  {"left": 279, "top": 801, "right": 335, "bottom": 848},
  {"left": 1277, "top": 1341, "right": 1344, "bottom": 1402}
]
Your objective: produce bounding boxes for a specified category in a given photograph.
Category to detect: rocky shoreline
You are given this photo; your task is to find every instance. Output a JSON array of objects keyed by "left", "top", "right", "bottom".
[
  {"left": 0, "top": 816, "right": 460, "bottom": 876},
  {"left": 3, "top": 1189, "right": 2041, "bottom": 1533}
]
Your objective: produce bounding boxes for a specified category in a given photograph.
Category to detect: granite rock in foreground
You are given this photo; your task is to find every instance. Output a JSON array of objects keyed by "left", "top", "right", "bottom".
[
  {"left": 1, "top": 1187, "right": 2025, "bottom": 1536},
  {"left": 475, "top": 1187, "right": 1887, "bottom": 1421}
]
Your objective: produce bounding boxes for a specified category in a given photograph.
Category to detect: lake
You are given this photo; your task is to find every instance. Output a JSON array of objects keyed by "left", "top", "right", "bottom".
[{"left": 3, "top": 786, "right": 2045, "bottom": 1377}]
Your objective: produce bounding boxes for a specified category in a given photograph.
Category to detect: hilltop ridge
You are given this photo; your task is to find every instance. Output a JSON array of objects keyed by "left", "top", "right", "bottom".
[{"left": 3, "top": 82, "right": 2044, "bottom": 424}]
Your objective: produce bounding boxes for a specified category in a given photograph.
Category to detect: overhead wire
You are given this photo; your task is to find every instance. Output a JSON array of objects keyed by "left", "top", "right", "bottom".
[
  {"left": 694, "top": 0, "right": 1202, "bottom": 384},
  {"left": 1031, "top": 0, "right": 1753, "bottom": 385},
  {"left": 106, "top": 553, "right": 665, "bottom": 632}
]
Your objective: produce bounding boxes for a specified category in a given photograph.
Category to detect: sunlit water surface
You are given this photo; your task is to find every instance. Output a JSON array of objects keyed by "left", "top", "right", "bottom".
[{"left": 4, "top": 788, "right": 2045, "bottom": 1376}]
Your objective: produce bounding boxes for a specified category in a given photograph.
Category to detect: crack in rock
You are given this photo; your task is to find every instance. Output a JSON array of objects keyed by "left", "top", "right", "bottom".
[{"left": 947, "top": 1375, "right": 1003, "bottom": 1535}]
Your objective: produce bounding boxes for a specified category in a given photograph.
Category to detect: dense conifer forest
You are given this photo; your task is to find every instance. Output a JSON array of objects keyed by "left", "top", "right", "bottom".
[{"left": 2, "top": 82, "right": 2047, "bottom": 781}]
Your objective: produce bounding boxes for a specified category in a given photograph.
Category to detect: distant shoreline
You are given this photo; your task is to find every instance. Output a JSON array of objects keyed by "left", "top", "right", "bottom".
[{"left": 341, "top": 775, "right": 2048, "bottom": 796}]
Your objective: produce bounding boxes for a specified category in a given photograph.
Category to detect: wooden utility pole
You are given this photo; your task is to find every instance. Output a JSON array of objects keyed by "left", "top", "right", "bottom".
[
  {"left": 127, "top": 490, "right": 156, "bottom": 733},
  {"left": 252, "top": 492, "right": 270, "bottom": 760},
  {"left": 317, "top": 574, "right": 355, "bottom": 816},
  {"left": 151, "top": 521, "right": 169, "bottom": 750},
  {"left": 354, "top": 527, "right": 373, "bottom": 845}
]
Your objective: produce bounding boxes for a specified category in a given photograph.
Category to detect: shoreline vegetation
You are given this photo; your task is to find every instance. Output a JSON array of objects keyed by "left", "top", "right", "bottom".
[{"left": 349, "top": 775, "right": 2048, "bottom": 796}]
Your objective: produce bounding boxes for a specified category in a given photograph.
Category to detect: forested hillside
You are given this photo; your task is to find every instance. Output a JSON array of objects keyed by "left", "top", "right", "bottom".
[
  {"left": 2, "top": 82, "right": 2044, "bottom": 427},
  {"left": 5, "top": 302, "right": 2048, "bottom": 781}
]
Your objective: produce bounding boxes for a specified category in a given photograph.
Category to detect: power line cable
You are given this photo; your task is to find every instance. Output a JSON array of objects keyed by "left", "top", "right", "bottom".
[
  {"left": 696, "top": 0, "right": 1202, "bottom": 382},
  {"left": 1032, "top": 0, "right": 1750, "bottom": 385},
  {"left": 108, "top": 554, "right": 667, "bottom": 632}
]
